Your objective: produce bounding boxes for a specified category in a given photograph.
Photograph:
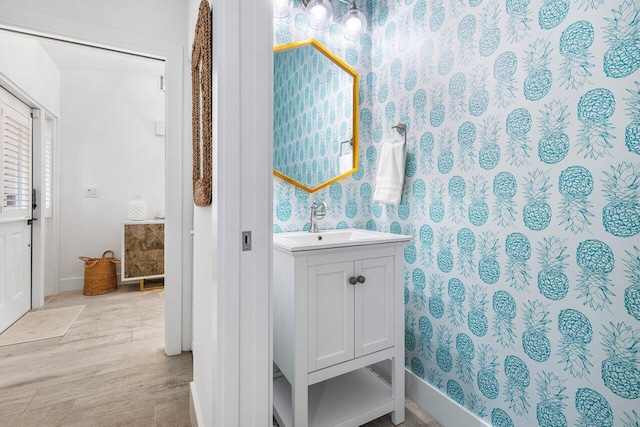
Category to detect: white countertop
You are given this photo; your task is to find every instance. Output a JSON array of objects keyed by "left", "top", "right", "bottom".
[{"left": 273, "top": 228, "right": 412, "bottom": 253}]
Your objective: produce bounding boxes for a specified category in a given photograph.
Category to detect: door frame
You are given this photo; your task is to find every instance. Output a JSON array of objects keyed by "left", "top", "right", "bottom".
[{"left": 0, "top": 21, "right": 190, "bottom": 356}]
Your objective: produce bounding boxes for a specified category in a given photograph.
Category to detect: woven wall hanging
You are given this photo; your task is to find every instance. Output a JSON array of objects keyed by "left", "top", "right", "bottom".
[{"left": 191, "top": 0, "right": 213, "bottom": 207}]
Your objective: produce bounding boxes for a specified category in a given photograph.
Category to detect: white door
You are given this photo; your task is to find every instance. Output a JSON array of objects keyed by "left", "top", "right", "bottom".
[
  {"left": 307, "top": 261, "right": 355, "bottom": 372},
  {"left": 0, "top": 86, "right": 32, "bottom": 334},
  {"left": 355, "top": 256, "right": 395, "bottom": 357}
]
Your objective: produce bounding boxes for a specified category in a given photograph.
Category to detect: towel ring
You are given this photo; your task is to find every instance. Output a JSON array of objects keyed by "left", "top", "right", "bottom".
[
  {"left": 392, "top": 123, "right": 407, "bottom": 146},
  {"left": 339, "top": 138, "right": 353, "bottom": 156}
]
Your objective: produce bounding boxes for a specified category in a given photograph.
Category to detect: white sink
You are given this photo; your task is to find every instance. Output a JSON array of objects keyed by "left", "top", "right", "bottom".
[{"left": 273, "top": 228, "right": 412, "bottom": 252}]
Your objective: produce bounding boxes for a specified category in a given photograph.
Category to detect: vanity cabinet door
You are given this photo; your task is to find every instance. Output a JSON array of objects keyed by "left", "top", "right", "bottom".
[
  {"left": 355, "top": 256, "right": 395, "bottom": 357},
  {"left": 307, "top": 261, "right": 355, "bottom": 372}
]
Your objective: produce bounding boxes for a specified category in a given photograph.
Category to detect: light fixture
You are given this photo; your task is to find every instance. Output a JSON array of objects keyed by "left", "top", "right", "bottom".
[
  {"left": 302, "top": 0, "right": 334, "bottom": 30},
  {"left": 273, "top": 0, "right": 292, "bottom": 18},
  {"left": 340, "top": 0, "right": 367, "bottom": 40}
]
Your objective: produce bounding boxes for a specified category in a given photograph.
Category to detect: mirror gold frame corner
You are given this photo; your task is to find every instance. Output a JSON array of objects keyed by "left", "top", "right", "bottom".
[{"left": 273, "top": 38, "right": 359, "bottom": 193}]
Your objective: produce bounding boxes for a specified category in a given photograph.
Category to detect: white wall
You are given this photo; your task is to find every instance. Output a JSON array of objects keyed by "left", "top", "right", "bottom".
[{"left": 57, "top": 68, "right": 165, "bottom": 291}]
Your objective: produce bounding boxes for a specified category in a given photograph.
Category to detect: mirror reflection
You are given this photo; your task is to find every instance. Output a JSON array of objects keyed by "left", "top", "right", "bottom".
[{"left": 273, "top": 39, "right": 359, "bottom": 193}]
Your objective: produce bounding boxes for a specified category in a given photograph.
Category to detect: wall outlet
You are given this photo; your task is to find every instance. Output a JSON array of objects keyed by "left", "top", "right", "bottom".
[{"left": 84, "top": 187, "right": 98, "bottom": 198}]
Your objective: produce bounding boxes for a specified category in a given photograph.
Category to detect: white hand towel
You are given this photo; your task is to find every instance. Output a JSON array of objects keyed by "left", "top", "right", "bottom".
[
  {"left": 373, "top": 140, "right": 406, "bottom": 205},
  {"left": 339, "top": 154, "right": 352, "bottom": 174}
]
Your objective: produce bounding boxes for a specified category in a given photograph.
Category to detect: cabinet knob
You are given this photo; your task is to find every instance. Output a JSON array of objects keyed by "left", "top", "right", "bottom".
[
  {"left": 357, "top": 276, "right": 366, "bottom": 284},
  {"left": 348, "top": 277, "right": 358, "bottom": 285}
]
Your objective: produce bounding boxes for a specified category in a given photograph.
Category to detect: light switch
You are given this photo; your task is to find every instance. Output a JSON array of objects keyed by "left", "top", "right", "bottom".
[
  {"left": 155, "top": 121, "right": 166, "bottom": 136},
  {"left": 84, "top": 187, "right": 98, "bottom": 198}
]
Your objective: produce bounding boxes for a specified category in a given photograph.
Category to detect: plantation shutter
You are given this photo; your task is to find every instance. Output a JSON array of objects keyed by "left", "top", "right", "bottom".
[
  {"left": 0, "top": 87, "right": 32, "bottom": 222},
  {"left": 44, "top": 128, "right": 52, "bottom": 217}
]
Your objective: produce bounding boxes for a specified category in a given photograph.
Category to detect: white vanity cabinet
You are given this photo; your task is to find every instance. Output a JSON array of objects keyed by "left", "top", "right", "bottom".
[{"left": 273, "top": 230, "right": 411, "bottom": 427}]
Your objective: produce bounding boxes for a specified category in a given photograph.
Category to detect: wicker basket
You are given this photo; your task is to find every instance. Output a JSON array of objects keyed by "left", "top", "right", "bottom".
[{"left": 79, "top": 250, "right": 121, "bottom": 296}]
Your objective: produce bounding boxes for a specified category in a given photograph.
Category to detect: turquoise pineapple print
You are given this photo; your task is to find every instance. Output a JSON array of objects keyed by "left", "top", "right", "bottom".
[
  {"left": 404, "top": 266, "right": 411, "bottom": 305},
  {"left": 404, "top": 224, "right": 418, "bottom": 265},
  {"left": 437, "top": 128, "right": 455, "bottom": 174},
  {"left": 622, "top": 410, "right": 640, "bottom": 426},
  {"left": 390, "top": 58, "right": 403, "bottom": 96},
  {"left": 455, "top": 333, "right": 476, "bottom": 385},
  {"left": 602, "top": 162, "right": 640, "bottom": 238},
  {"left": 469, "top": 65, "right": 490, "bottom": 116},
  {"left": 366, "top": 145, "right": 378, "bottom": 179},
  {"left": 575, "top": 388, "right": 613, "bottom": 427},
  {"left": 557, "top": 308, "right": 593, "bottom": 378},
  {"left": 413, "top": 0, "right": 427, "bottom": 28},
  {"left": 505, "top": 232, "right": 532, "bottom": 291},
  {"left": 505, "top": 0, "right": 531, "bottom": 42},
  {"left": 411, "top": 357, "right": 425, "bottom": 379},
  {"left": 419, "top": 224, "right": 435, "bottom": 267},
  {"left": 468, "top": 284, "right": 489, "bottom": 337},
  {"left": 576, "top": 239, "right": 615, "bottom": 311},
  {"left": 577, "top": 88, "right": 616, "bottom": 160},
  {"left": 493, "top": 171, "right": 517, "bottom": 227},
  {"left": 624, "top": 246, "right": 640, "bottom": 321},
  {"left": 448, "top": 278, "right": 467, "bottom": 328},
  {"left": 625, "top": 81, "right": 640, "bottom": 155},
  {"left": 522, "top": 300, "right": 552, "bottom": 362},
  {"left": 493, "top": 51, "right": 518, "bottom": 109},
  {"left": 430, "top": 83, "right": 446, "bottom": 128},
  {"left": 479, "top": 1, "right": 501, "bottom": 57},
  {"left": 413, "top": 179, "right": 427, "bottom": 220},
  {"left": 450, "top": 0, "right": 466, "bottom": 18},
  {"left": 294, "top": 186, "right": 309, "bottom": 220},
  {"left": 491, "top": 408, "right": 514, "bottom": 427},
  {"left": 505, "top": 108, "right": 532, "bottom": 167},
  {"left": 427, "top": 368, "right": 444, "bottom": 390},
  {"left": 478, "top": 117, "right": 501, "bottom": 170},
  {"left": 405, "top": 60, "right": 417, "bottom": 92},
  {"left": 603, "top": 1, "right": 640, "bottom": 79},
  {"left": 345, "top": 184, "right": 358, "bottom": 219},
  {"left": 329, "top": 183, "right": 343, "bottom": 219},
  {"left": 412, "top": 267, "right": 427, "bottom": 311},
  {"left": 523, "top": 170, "right": 552, "bottom": 231},
  {"left": 398, "top": 185, "right": 411, "bottom": 220},
  {"left": 467, "top": 393, "right": 488, "bottom": 419},
  {"left": 438, "top": 29, "right": 455, "bottom": 77},
  {"left": 406, "top": 138, "right": 418, "bottom": 179},
  {"left": 458, "top": 14, "right": 477, "bottom": 65},
  {"left": 458, "top": 121, "right": 477, "bottom": 172},
  {"left": 418, "top": 315, "right": 434, "bottom": 360},
  {"left": 601, "top": 322, "right": 640, "bottom": 399},
  {"left": 559, "top": 20, "right": 594, "bottom": 90},
  {"left": 558, "top": 165, "right": 594, "bottom": 234},
  {"left": 275, "top": 181, "right": 293, "bottom": 222},
  {"left": 449, "top": 72, "right": 467, "bottom": 121},
  {"left": 577, "top": 0, "right": 603, "bottom": 10},
  {"left": 536, "top": 372, "right": 568, "bottom": 427},
  {"left": 537, "top": 237, "right": 570, "bottom": 301},
  {"left": 493, "top": 290, "right": 517, "bottom": 348},
  {"left": 538, "top": 0, "right": 569, "bottom": 30},
  {"left": 413, "top": 88, "right": 428, "bottom": 126},
  {"left": 477, "top": 344, "right": 500, "bottom": 399},
  {"left": 447, "top": 380, "right": 465, "bottom": 406},
  {"left": 524, "top": 38, "right": 553, "bottom": 101},
  {"left": 430, "top": 0, "right": 445, "bottom": 31},
  {"left": 420, "top": 131, "right": 435, "bottom": 174},
  {"left": 468, "top": 175, "right": 489, "bottom": 226},
  {"left": 470, "top": 0, "right": 485, "bottom": 7},
  {"left": 457, "top": 227, "right": 477, "bottom": 278},
  {"left": 537, "top": 100, "right": 570, "bottom": 165},
  {"left": 448, "top": 176, "right": 467, "bottom": 224},
  {"left": 430, "top": 178, "right": 446, "bottom": 223},
  {"left": 406, "top": 309, "right": 417, "bottom": 353},
  {"left": 437, "top": 227, "right": 454, "bottom": 273},
  {"left": 504, "top": 355, "right": 531, "bottom": 415},
  {"left": 429, "top": 273, "right": 446, "bottom": 319},
  {"left": 397, "top": 14, "right": 412, "bottom": 54},
  {"left": 420, "top": 39, "right": 435, "bottom": 83},
  {"left": 479, "top": 231, "right": 501, "bottom": 284},
  {"left": 359, "top": 182, "right": 372, "bottom": 217},
  {"left": 436, "top": 324, "right": 454, "bottom": 372}
]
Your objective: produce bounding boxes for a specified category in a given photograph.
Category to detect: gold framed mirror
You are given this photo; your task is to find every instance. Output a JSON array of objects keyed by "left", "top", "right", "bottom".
[{"left": 273, "top": 39, "right": 359, "bottom": 193}]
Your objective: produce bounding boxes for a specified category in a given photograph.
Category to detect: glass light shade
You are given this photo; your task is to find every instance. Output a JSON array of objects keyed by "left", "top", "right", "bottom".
[
  {"left": 341, "top": 7, "right": 367, "bottom": 40},
  {"left": 305, "top": 0, "right": 334, "bottom": 30},
  {"left": 273, "top": 0, "right": 292, "bottom": 18}
]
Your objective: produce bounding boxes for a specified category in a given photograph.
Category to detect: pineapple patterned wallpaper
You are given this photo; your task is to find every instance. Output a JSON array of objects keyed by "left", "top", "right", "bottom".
[
  {"left": 274, "top": 0, "right": 640, "bottom": 425},
  {"left": 274, "top": 44, "right": 354, "bottom": 189}
]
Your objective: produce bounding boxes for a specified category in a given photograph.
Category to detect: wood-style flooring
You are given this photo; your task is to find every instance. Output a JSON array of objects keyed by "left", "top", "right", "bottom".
[{"left": 0, "top": 285, "right": 441, "bottom": 427}]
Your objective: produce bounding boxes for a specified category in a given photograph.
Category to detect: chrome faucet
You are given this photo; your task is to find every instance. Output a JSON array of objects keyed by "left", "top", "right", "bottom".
[{"left": 309, "top": 201, "right": 328, "bottom": 233}]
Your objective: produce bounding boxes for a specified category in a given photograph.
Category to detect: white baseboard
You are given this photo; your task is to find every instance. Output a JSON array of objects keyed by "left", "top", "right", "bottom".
[
  {"left": 405, "top": 369, "right": 490, "bottom": 427},
  {"left": 57, "top": 277, "right": 84, "bottom": 292},
  {"left": 190, "top": 382, "right": 203, "bottom": 427}
]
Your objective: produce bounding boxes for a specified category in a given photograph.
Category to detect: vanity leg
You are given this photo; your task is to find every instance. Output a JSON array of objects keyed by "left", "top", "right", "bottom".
[
  {"left": 292, "top": 376, "right": 308, "bottom": 427},
  {"left": 391, "top": 355, "right": 405, "bottom": 425}
]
